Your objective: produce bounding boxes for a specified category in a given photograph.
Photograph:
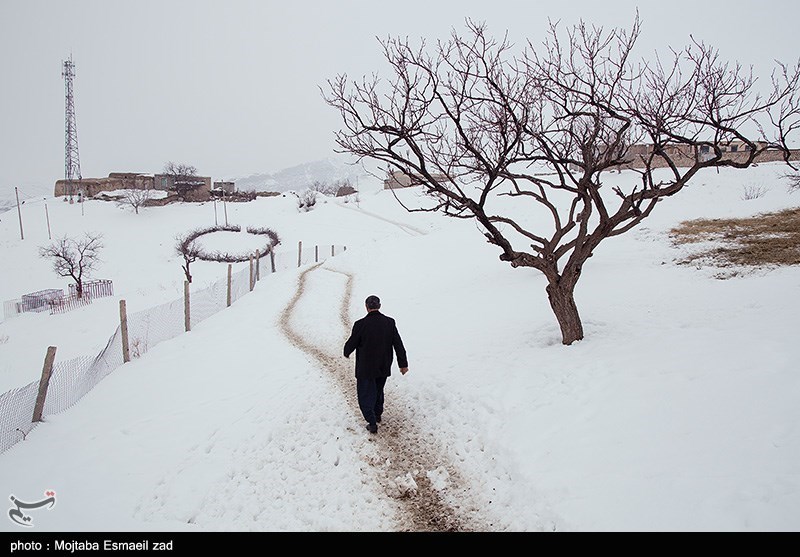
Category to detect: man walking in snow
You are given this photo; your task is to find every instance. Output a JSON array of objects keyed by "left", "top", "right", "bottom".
[{"left": 343, "top": 295, "right": 408, "bottom": 434}]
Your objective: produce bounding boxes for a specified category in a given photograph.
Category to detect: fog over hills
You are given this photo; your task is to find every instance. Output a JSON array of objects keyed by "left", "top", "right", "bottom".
[
  {"left": 0, "top": 157, "right": 377, "bottom": 215},
  {"left": 234, "top": 156, "right": 374, "bottom": 193}
]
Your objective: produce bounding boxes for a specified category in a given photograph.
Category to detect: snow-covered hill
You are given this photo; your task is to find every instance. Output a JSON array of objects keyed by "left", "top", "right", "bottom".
[{"left": 0, "top": 162, "right": 798, "bottom": 532}]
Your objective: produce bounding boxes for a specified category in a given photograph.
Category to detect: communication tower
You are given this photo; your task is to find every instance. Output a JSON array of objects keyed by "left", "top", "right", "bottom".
[{"left": 62, "top": 55, "right": 82, "bottom": 204}]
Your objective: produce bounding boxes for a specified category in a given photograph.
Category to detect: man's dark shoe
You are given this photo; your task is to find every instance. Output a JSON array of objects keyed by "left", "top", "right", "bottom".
[{"left": 367, "top": 422, "right": 378, "bottom": 434}]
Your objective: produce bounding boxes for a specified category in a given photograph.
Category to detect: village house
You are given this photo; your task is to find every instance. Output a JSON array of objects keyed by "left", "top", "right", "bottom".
[
  {"left": 383, "top": 169, "right": 449, "bottom": 189},
  {"left": 616, "top": 140, "right": 799, "bottom": 170},
  {"left": 55, "top": 172, "right": 215, "bottom": 202}
]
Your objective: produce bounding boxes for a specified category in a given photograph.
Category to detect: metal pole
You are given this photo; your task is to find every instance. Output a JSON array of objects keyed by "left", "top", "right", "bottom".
[
  {"left": 223, "top": 189, "right": 228, "bottom": 226},
  {"left": 15, "top": 187, "right": 24, "bottom": 240}
]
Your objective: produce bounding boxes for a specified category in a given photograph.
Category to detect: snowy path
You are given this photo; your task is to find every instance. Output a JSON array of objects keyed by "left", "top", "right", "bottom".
[{"left": 279, "top": 263, "right": 491, "bottom": 531}]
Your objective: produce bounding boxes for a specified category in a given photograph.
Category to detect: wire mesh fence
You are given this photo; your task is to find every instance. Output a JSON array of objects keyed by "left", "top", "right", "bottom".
[
  {"left": 4, "top": 280, "right": 114, "bottom": 319},
  {"left": 0, "top": 381, "right": 39, "bottom": 455},
  {"left": 0, "top": 243, "right": 346, "bottom": 456}
]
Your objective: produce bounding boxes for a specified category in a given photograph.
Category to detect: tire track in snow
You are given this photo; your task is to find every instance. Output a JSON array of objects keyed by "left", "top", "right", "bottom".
[
  {"left": 335, "top": 201, "right": 428, "bottom": 237},
  {"left": 279, "top": 263, "right": 490, "bottom": 532}
]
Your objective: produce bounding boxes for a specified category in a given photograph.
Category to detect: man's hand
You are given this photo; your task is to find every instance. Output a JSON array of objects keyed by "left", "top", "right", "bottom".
[{"left": 400, "top": 367, "right": 409, "bottom": 375}]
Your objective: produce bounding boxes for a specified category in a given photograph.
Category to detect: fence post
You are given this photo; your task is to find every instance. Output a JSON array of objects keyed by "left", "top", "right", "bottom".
[
  {"left": 184, "top": 281, "right": 191, "bottom": 332},
  {"left": 255, "top": 250, "right": 261, "bottom": 282},
  {"left": 331, "top": 245, "right": 334, "bottom": 257},
  {"left": 227, "top": 264, "right": 232, "bottom": 307},
  {"left": 249, "top": 256, "right": 255, "bottom": 291},
  {"left": 269, "top": 246, "right": 276, "bottom": 273},
  {"left": 315, "top": 245, "right": 319, "bottom": 263},
  {"left": 32, "top": 346, "right": 57, "bottom": 422},
  {"left": 120, "top": 300, "right": 130, "bottom": 363},
  {"left": 297, "top": 241, "right": 302, "bottom": 268}
]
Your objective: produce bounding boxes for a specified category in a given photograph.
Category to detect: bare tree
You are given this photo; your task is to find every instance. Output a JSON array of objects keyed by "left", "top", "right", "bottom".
[
  {"left": 164, "top": 162, "right": 202, "bottom": 201},
  {"left": 175, "top": 229, "right": 204, "bottom": 283},
  {"left": 39, "top": 233, "right": 104, "bottom": 298},
  {"left": 309, "top": 180, "right": 338, "bottom": 196},
  {"left": 324, "top": 16, "right": 800, "bottom": 345},
  {"left": 787, "top": 172, "right": 800, "bottom": 193},
  {"left": 119, "top": 187, "right": 151, "bottom": 214},
  {"left": 294, "top": 189, "right": 318, "bottom": 212}
]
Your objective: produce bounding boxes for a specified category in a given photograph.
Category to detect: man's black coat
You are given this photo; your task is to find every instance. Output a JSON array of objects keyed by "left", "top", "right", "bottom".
[{"left": 343, "top": 310, "right": 408, "bottom": 378}]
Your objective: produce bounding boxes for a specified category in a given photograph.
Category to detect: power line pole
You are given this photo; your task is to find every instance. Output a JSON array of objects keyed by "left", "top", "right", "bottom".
[
  {"left": 15, "top": 187, "right": 24, "bottom": 240},
  {"left": 62, "top": 55, "right": 82, "bottom": 205}
]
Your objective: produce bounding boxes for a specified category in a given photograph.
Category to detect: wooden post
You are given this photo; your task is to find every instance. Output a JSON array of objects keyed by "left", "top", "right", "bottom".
[
  {"left": 249, "top": 256, "right": 254, "bottom": 291},
  {"left": 298, "top": 241, "right": 302, "bottom": 268},
  {"left": 315, "top": 245, "right": 319, "bottom": 263},
  {"left": 331, "top": 245, "right": 334, "bottom": 257},
  {"left": 227, "top": 264, "right": 232, "bottom": 307},
  {"left": 184, "top": 281, "right": 191, "bottom": 332},
  {"left": 32, "top": 346, "right": 57, "bottom": 422},
  {"left": 120, "top": 300, "right": 130, "bottom": 363},
  {"left": 269, "top": 246, "right": 276, "bottom": 273},
  {"left": 255, "top": 250, "right": 261, "bottom": 282}
]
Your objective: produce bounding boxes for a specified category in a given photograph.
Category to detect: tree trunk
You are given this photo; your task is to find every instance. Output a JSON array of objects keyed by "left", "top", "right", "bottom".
[
  {"left": 546, "top": 281, "right": 584, "bottom": 345},
  {"left": 76, "top": 281, "right": 83, "bottom": 299}
]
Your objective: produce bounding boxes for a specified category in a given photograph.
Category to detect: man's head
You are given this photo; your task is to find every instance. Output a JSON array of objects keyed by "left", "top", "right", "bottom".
[{"left": 365, "top": 295, "right": 381, "bottom": 311}]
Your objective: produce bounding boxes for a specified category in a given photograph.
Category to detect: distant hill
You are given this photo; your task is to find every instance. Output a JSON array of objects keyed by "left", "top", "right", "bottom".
[{"left": 234, "top": 157, "right": 372, "bottom": 193}]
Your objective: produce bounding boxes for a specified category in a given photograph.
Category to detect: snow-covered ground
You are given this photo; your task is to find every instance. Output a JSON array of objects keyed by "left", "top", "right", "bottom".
[{"left": 0, "top": 163, "right": 798, "bottom": 532}]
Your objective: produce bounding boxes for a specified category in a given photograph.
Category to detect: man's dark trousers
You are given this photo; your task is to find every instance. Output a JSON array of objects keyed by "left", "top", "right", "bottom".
[{"left": 357, "top": 376, "right": 387, "bottom": 425}]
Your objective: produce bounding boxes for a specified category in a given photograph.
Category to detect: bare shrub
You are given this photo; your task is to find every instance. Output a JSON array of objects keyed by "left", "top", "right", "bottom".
[
  {"left": 787, "top": 173, "right": 800, "bottom": 193},
  {"left": 296, "top": 190, "right": 318, "bottom": 212},
  {"left": 741, "top": 184, "right": 768, "bottom": 200}
]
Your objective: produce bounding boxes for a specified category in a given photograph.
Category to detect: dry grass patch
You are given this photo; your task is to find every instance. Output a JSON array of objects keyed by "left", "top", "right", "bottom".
[{"left": 670, "top": 207, "right": 800, "bottom": 269}]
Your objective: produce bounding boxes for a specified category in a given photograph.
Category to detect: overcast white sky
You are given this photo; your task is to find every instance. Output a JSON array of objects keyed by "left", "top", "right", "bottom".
[{"left": 2, "top": 0, "right": 799, "bottom": 196}]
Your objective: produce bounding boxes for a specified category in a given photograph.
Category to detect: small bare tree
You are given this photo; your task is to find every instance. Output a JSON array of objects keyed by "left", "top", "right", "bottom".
[
  {"left": 325, "top": 16, "right": 800, "bottom": 345},
  {"left": 294, "top": 189, "right": 318, "bottom": 212},
  {"left": 119, "top": 187, "right": 151, "bottom": 214},
  {"left": 175, "top": 230, "right": 203, "bottom": 283},
  {"left": 164, "top": 162, "right": 202, "bottom": 201},
  {"left": 39, "top": 233, "right": 104, "bottom": 298},
  {"left": 310, "top": 180, "right": 339, "bottom": 196}
]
